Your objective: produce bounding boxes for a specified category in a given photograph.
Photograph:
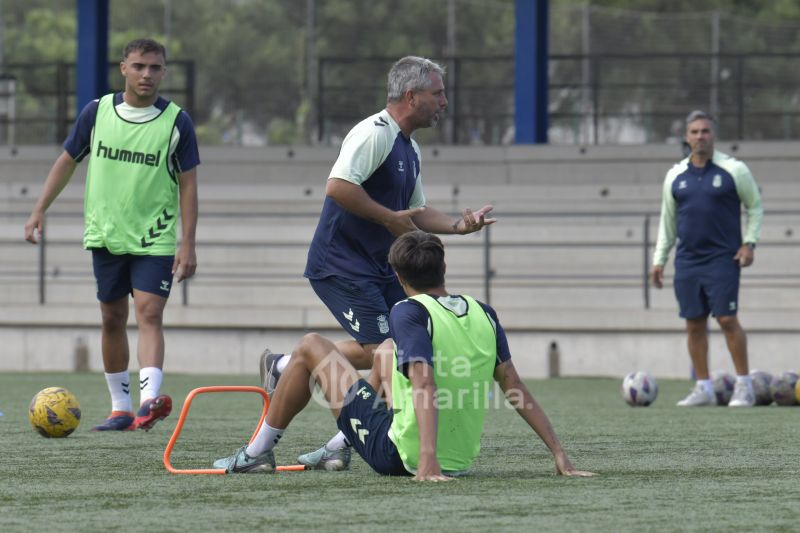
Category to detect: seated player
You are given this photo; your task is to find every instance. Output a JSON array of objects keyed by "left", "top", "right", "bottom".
[{"left": 213, "top": 231, "right": 594, "bottom": 479}]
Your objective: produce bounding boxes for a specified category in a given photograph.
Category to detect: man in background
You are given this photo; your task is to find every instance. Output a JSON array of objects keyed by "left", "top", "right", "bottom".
[
  {"left": 651, "top": 110, "right": 762, "bottom": 407},
  {"left": 24, "top": 38, "right": 200, "bottom": 430}
]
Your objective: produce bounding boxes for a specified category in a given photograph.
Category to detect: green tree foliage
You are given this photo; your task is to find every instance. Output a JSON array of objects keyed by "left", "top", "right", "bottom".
[
  {"left": 4, "top": 7, "right": 75, "bottom": 62},
  {"left": 1, "top": 1, "right": 799, "bottom": 144}
]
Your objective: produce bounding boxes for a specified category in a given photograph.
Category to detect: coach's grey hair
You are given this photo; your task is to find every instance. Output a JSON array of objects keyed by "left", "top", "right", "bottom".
[
  {"left": 685, "top": 109, "right": 716, "bottom": 129},
  {"left": 387, "top": 56, "right": 445, "bottom": 103}
]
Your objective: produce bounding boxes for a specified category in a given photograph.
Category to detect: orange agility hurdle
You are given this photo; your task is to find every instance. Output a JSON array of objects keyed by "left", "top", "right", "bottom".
[{"left": 163, "top": 385, "right": 305, "bottom": 474}]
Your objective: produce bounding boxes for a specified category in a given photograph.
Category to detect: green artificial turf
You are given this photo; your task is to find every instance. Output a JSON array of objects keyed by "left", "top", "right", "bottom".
[{"left": 0, "top": 372, "right": 798, "bottom": 532}]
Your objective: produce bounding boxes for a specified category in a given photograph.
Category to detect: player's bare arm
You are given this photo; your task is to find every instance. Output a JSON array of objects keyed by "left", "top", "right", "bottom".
[
  {"left": 413, "top": 204, "right": 496, "bottom": 235},
  {"left": 326, "top": 177, "right": 424, "bottom": 236},
  {"left": 174, "top": 167, "right": 198, "bottom": 282},
  {"left": 408, "top": 360, "right": 452, "bottom": 482},
  {"left": 24, "top": 151, "right": 78, "bottom": 244},
  {"left": 493, "top": 360, "right": 595, "bottom": 477}
]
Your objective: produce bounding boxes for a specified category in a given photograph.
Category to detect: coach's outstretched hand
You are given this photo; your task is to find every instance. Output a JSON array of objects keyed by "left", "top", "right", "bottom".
[{"left": 454, "top": 205, "right": 496, "bottom": 235}]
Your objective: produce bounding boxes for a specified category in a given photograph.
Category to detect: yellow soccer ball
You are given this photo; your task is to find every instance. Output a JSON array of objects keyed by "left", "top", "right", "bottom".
[
  {"left": 796, "top": 375, "right": 800, "bottom": 404},
  {"left": 28, "top": 387, "right": 82, "bottom": 438}
]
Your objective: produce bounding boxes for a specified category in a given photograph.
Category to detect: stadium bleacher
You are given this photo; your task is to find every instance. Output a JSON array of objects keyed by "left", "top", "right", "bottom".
[{"left": 1, "top": 142, "right": 800, "bottom": 377}]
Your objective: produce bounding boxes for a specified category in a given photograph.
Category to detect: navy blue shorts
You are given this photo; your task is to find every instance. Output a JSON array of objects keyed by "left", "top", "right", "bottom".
[
  {"left": 336, "top": 379, "right": 409, "bottom": 476},
  {"left": 674, "top": 261, "right": 740, "bottom": 319},
  {"left": 309, "top": 276, "right": 407, "bottom": 345},
  {"left": 91, "top": 248, "right": 174, "bottom": 303}
]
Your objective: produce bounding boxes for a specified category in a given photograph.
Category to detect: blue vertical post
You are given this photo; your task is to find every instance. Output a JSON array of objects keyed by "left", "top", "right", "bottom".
[
  {"left": 76, "top": 0, "right": 109, "bottom": 115},
  {"left": 515, "top": 0, "right": 548, "bottom": 144}
]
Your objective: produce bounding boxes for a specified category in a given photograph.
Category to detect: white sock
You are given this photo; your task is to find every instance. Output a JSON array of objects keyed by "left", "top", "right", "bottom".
[
  {"left": 246, "top": 422, "right": 284, "bottom": 456},
  {"left": 276, "top": 354, "right": 291, "bottom": 373},
  {"left": 325, "top": 431, "right": 351, "bottom": 451},
  {"left": 736, "top": 374, "right": 753, "bottom": 388},
  {"left": 138, "top": 367, "right": 163, "bottom": 404},
  {"left": 105, "top": 371, "right": 133, "bottom": 413},
  {"left": 697, "top": 379, "right": 714, "bottom": 396}
]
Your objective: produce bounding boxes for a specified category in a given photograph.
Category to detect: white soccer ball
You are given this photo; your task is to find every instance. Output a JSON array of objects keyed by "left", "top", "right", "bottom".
[
  {"left": 712, "top": 370, "right": 735, "bottom": 406},
  {"left": 770, "top": 371, "right": 799, "bottom": 406},
  {"left": 621, "top": 371, "right": 658, "bottom": 407},
  {"left": 749, "top": 369, "right": 773, "bottom": 406}
]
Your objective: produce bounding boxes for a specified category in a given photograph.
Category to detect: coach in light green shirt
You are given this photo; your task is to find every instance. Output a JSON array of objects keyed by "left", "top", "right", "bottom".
[{"left": 651, "top": 110, "right": 762, "bottom": 408}]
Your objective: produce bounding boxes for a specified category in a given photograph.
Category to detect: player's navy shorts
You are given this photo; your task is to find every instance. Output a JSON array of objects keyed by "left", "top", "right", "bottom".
[
  {"left": 309, "top": 276, "right": 406, "bottom": 345},
  {"left": 336, "top": 379, "right": 410, "bottom": 476},
  {"left": 91, "top": 248, "right": 174, "bottom": 303},
  {"left": 673, "top": 260, "right": 740, "bottom": 319}
]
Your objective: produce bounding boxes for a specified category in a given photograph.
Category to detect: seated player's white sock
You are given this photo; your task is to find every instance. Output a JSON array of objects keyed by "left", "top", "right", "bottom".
[
  {"left": 138, "top": 367, "right": 163, "bottom": 404},
  {"left": 105, "top": 371, "right": 133, "bottom": 413},
  {"left": 325, "top": 431, "right": 351, "bottom": 451},
  {"left": 246, "top": 422, "right": 284, "bottom": 456},
  {"left": 697, "top": 379, "right": 714, "bottom": 397},
  {"left": 276, "top": 354, "right": 291, "bottom": 373}
]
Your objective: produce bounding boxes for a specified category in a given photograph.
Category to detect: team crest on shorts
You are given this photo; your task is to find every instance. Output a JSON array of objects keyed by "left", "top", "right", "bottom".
[{"left": 377, "top": 314, "right": 390, "bottom": 335}]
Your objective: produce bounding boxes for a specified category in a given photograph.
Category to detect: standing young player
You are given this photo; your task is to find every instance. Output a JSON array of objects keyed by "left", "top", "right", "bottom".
[
  {"left": 216, "top": 231, "right": 594, "bottom": 480},
  {"left": 651, "top": 110, "right": 762, "bottom": 407},
  {"left": 259, "top": 56, "right": 495, "bottom": 468},
  {"left": 24, "top": 38, "right": 200, "bottom": 430}
]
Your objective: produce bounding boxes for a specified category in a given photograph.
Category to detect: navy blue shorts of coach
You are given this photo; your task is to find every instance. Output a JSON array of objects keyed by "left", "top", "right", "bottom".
[{"left": 673, "top": 259, "right": 740, "bottom": 319}]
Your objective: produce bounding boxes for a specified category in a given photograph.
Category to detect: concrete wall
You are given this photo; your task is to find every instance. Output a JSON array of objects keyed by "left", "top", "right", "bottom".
[{"left": 2, "top": 322, "right": 797, "bottom": 380}]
